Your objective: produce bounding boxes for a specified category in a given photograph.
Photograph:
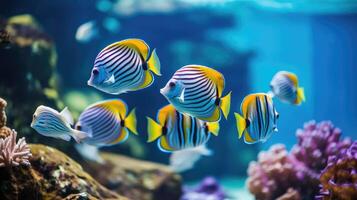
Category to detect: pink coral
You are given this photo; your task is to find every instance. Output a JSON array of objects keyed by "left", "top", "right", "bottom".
[{"left": 0, "top": 129, "right": 32, "bottom": 167}]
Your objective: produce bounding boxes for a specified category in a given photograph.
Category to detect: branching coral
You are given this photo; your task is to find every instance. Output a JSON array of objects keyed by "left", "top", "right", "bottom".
[
  {"left": 0, "top": 97, "right": 12, "bottom": 139},
  {"left": 247, "top": 120, "right": 353, "bottom": 200},
  {"left": 316, "top": 141, "right": 357, "bottom": 200},
  {"left": 0, "top": 129, "right": 32, "bottom": 167}
]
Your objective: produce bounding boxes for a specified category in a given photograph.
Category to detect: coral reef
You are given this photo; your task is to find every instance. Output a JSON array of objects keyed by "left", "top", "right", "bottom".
[
  {"left": 0, "top": 98, "right": 12, "bottom": 139},
  {"left": 81, "top": 152, "right": 182, "bottom": 200},
  {"left": 0, "top": 129, "right": 31, "bottom": 167},
  {"left": 316, "top": 141, "right": 357, "bottom": 200},
  {"left": 181, "top": 176, "right": 226, "bottom": 200},
  {"left": 0, "top": 144, "right": 126, "bottom": 200},
  {"left": 247, "top": 120, "right": 353, "bottom": 200}
]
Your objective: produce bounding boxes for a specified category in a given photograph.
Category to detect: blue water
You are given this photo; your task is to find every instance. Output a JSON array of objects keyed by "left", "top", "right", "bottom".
[{"left": 1, "top": 0, "right": 357, "bottom": 183}]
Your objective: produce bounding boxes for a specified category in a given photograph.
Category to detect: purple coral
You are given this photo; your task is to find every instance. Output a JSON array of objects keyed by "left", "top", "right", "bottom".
[
  {"left": 316, "top": 141, "right": 357, "bottom": 200},
  {"left": 247, "top": 120, "right": 353, "bottom": 200},
  {"left": 0, "top": 129, "right": 32, "bottom": 167},
  {"left": 181, "top": 176, "right": 226, "bottom": 200}
]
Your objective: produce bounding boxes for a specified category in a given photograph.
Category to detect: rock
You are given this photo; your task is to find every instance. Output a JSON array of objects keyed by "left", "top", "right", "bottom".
[
  {"left": 81, "top": 152, "right": 182, "bottom": 200},
  {"left": 0, "top": 144, "right": 127, "bottom": 200}
]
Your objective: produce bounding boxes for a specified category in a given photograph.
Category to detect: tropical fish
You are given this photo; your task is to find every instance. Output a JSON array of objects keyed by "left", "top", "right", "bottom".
[
  {"left": 160, "top": 65, "right": 231, "bottom": 122},
  {"left": 88, "top": 38, "right": 161, "bottom": 95},
  {"left": 234, "top": 93, "right": 279, "bottom": 144},
  {"left": 270, "top": 71, "right": 305, "bottom": 105},
  {"left": 75, "top": 99, "right": 138, "bottom": 146},
  {"left": 31, "top": 106, "right": 88, "bottom": 142},
  {"left": 75, "top": 21, "right": 98, "bottom": 43},
  {"left": 147, "top": 104, "right": 219, "bottom": 152}
]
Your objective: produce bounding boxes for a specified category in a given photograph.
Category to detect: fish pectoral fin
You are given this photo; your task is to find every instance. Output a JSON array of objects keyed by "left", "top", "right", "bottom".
[
  {"left": 60, "top": 107, "right": 74, "bottom": 125},
  {"left": 110, "top": 128, "right": 129, "bottom": 145},
  {"left": 234, "top": 113, "right": 246, "bottom": 139},
  {"left": 178, "top": 88, "right": 185, "bottom": 103},
  {"left": 206, "top": 121, "right": 220, "bottom": 136},
  {"left": 147, "top": 49, "right": 161, "bottom": 76},
  {"left": 71, "top": 130, "right": 88, "bottom": 143},
  {"left": 147, "top": 117, "right": 163, "bottom": 142},
  {"left": 125, "top": 108, "right": 138, "bottom": 135},
  {"left": 132, "top": 70, "right": 154, "bottom": 91},
  {"left": 104, "top": 74, "right": 115, "bottom": 84},
  {"left": 220, "top": 92, "right": 231, "bottom": 119}
]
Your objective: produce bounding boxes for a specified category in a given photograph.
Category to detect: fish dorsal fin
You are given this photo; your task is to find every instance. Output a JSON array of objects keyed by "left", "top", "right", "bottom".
[
  {"left": 241, "top": 93, "right": 263, "bottom": 116},
  {"left": 60, "top": 107, "right": 73, "bottom": 125},
  {"left": 93, "top": 99, "right": 127, "bottom": 119},
  {"left": 117, "top": 38, "right": 150, "bottom": 60},
  {"left": 285, "top": 72, "right": 298, "bottom": 87},
  {"left": 158, "top": 105, "right": 176, "bottom": 125},
  {"left": 194, "top": 65, "right": 225, "bottom": 97}
]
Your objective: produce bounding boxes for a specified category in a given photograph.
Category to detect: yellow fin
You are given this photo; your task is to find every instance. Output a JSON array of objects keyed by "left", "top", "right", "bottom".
[
  {"left": 220, "top": 92, "right": 231, "bottom": 119},
  {"left": 125, "top": 108, "right": 138, "bottom": 135},
  {"left": 234, "top": 112, "right": 246, "bottom": 139},
  {"left": 157, "top": 105, "right": 175, "bottom": 125},
  {"left": 132, "top": 70, "right": 154, "bottom": 90},
  {"left": 147, "top": 49, "right": 161, "bottom": 76},
  {"left": 241, "top": 93, "right": 263, "bottom": 115},
  {"left": 199, "top": 107, "right": 221, "bottom": 122},
  {"left": 147, "top": 117, "right": 163, "bottom": 142},
  {"left": 285, "top": 72, "right": 298, "bottom": 87},
  {"left": 206, "top": 121, "right": 220, "bottom": 136},
  {"left": 244, "top": 132, "right": 256, "bottom": 144},
  {"left": 117, "top": 38, "right": 149, "bottom": 60},
  {"left": 159, "top": 137, "right": 174, "bottom": 152},
  {"left": 295, "top": 87, "right": 306, "bottom": 105},
  {"left": 198, "top": 65, "right": 225, "bottom": 97},
  {"left": 93, "top": 99, "right": 127, "bottom": 119},
  {"left": 110, "top": 128, "right": 129, "bottom": 145}
]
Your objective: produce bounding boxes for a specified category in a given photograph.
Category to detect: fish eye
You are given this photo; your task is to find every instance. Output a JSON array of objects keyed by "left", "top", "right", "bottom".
[
  {"left": 33, "top": 114, "right": 37, "bottom": 120},
  {"left": 276, "top": 113, "right": 279, "bottom": 119},
  {"left": 92, "top": 68, "right": 99, "bottom": 75},
  {"left": 76, "top": 125, "right": 82, "bottom": 131},
  {"left": 169, "top": 82, "right": 176, "bottom": 88}
]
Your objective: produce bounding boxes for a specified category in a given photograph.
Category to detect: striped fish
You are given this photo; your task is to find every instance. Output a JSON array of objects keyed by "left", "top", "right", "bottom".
[
  {"left": 146, "top": 104, "right": 219, "bottom": 152},
  {"left": 75, "top": 99, "right": 138, "bottom": 146},
  {"left": 88, "top": 38, "right": 161, "bottom": 95},
  {"left": 270, "top": 71, "right": 305, "bottom": 105},
  {"left": 160, "top": 65, "right": 231, "bottom": 122},
  {"left": 234, "top": 93, "right": 279, "bottom": 144},
  {"left": 31, "top": 106, "right": 88, "bottom": 142}
]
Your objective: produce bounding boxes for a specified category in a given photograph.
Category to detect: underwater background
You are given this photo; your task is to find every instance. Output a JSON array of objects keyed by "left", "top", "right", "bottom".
[{"left": 1, "top": 0, "right": 357, "bottom": 200}]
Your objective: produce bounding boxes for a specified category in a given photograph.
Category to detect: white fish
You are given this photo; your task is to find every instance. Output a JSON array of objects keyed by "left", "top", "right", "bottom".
[
  {"left": 75, "top": 21, "right": 98, "bottom": 43},
  {"left": 169, "top": 145, "right": 212, "bottom": 172}
]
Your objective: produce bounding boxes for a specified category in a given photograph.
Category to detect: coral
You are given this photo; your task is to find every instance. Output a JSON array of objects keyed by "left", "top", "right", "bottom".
[
  {"left": 0, "top": 97, "right": 12, "bottom": 139},
  {"left": 0, "top": 129, "right": 31, "bottom": 167},
  {"left": 0, "top": 144, "right": 126, "bottom": 200},
  {"left": 247, "top": 120, "right": 352, "bottom": 200},
  {"left": 292, "top": 121, "right": 352, "bottom": 172},
  {"left": 81, "top": 152, "right": 182, "bottom": 200},
  {"left": 181, "top": 176, "right": 226, "bottom": 200},
  {"left": 316, "top": 141, "right": 357, "bottom": 200}
]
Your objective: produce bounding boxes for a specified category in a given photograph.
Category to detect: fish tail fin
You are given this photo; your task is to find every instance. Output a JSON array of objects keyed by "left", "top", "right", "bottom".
[
  {"left": 147, "top": 49, "right": 161, "bottom": 76},
  {"left": 75, "top": 143, "right": 104, "bottom": 164},
  {"left": 71, "top": 129, "right": 89, "bottom": 143},
  {"left": 206, "top": 121, "right": 220, "bottom": 136},
  {"left": 295, "top": 87, "right": 305, "bottom": 105},
  {"left": 220, "top": 91, "right": 231, "bottom": 119},
  {"left": 169, "top": 145, "right": 212, "bottom": 173},
  {"left": 146, "top": 117, "right": 162, "bottom": 142},
  {"left": 234, "top": 112, "right": 246, "bottom": 139},
  {"left": 125, "top": 108, "right": 138, "bottom": 135}
]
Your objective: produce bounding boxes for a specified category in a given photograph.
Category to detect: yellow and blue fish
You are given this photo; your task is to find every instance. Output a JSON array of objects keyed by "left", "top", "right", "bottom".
[
  {"left": 234, "top": 93, "right": 279, "bottom": 144},
  {"left": 160, "top": 65, "right": 231, "bottom": 122},
  {"left": 270, "top": 71, "right": 305, "bottom": 105},
  {"left": 75, "top": 99, "right": 138, "bottom": 146},
  {"left": 147, "top": 104, "right": 220, "bottom": 152},
  {"left": 88, "top": 38, "right": 161, "bottom": 95}
]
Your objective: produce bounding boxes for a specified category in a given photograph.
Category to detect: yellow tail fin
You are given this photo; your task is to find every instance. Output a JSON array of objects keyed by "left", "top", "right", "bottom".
[
  {"left": 220, "top": 92, "right": 231, "bottom": 119},
  {"left": 146, "top": 117, "right": 163, "bottom": 142},
  {"left": 125, "top": 108, "right": 138, "bottom": 135},
  {"left": 147, "top": 49, "right": 161, "bottom": 76},
  {"left": 295, "top": 87, "right": 306, "bottom": 105},
  {"left": 234, "top": 112, "right": 246, "bottom": 139},
  {"left": 206, "top": 122, "right": 220, "bottom": 136}
]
